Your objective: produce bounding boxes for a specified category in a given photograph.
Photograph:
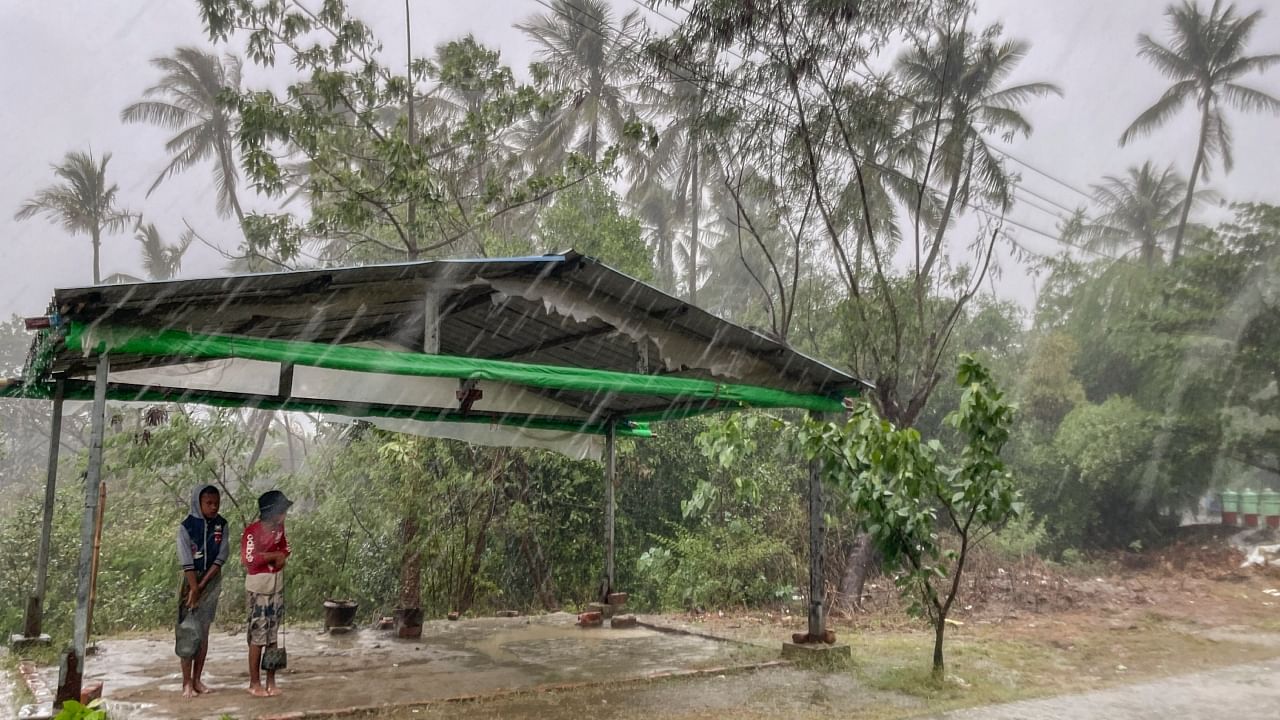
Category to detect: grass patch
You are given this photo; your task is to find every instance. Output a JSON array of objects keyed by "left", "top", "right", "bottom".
[{"left": 840, "top": 615, "right": 1280, "bottom": 718}]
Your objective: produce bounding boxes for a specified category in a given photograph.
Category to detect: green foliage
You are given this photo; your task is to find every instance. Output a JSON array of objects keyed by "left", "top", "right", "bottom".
[
  {"left": 634, "top": 518, "right": 797, "bottom": 610},
  {"left": 53, "top": 700, "right": 106, "bottom": 720},
  {"left": 1019, "top": 204, "right": 1280, "bottom": 552},
  {"left": 196, "top": 0, "right": 615, "bottom": 263},
  {"left": 535, "top": 177, "right": 652, "bottom": 280},
  {"left": 795, "top": 355, "right": 1019, "bottom": 676}
]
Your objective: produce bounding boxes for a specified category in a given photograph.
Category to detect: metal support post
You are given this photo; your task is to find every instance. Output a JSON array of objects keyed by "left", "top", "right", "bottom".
[
  {"left": 604, "top": 419, "right": 617, "bottom": 600},
  {"left": 21, "top": 376, "right": 65, "bottom": 642},
  {"left": 58, "top": 354, "right": 108, "bottom": 706},
  {"left": 807, "top": 416, "right": 826, "bottom": 641}
]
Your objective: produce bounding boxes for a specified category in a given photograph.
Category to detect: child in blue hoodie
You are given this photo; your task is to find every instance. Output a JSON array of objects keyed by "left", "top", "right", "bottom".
[{"left": 176, "top": 484, "right": 230, "bottom": 697}]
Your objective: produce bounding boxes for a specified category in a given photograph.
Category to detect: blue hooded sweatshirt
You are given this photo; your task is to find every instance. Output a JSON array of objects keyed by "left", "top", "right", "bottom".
[{"left": 177, "top": 484, "right": 229, "bottom": 577}]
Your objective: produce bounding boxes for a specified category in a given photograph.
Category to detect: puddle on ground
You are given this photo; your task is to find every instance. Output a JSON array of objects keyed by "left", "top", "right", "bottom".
[{"left": 31, "top": 613, "right": 757, "bottom": 720}]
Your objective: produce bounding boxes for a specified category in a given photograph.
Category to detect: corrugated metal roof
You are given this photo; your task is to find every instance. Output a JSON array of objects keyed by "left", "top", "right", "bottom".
[{"left": 29, "top": 251, "right": 865, "bottom": 419}]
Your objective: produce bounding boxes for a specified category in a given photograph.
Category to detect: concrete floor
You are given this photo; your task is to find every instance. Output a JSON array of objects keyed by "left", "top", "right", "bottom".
[{"left": 41, "top": 613, "right": 764, "bottom": 720}]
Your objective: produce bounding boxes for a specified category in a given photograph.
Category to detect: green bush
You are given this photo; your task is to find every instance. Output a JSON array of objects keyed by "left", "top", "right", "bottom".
[{"left": 635, "top": 518, "right": 798, "bottom": 610}]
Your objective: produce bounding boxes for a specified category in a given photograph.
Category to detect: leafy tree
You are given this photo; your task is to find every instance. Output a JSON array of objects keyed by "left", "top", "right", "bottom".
[
  {"left": 196, "top": 0, "right": 594, "bottom": 265},
  {"left": 1120, "top": 0, "right": 1280, "bottom": 260},
  {"left": 795, "top": 356, "right": 1018, "bottom": 678},
  {"left": 121, "top": 47, "right": 247, "bottom": 223},
  {"left": 14, "top": 150, "right": 135, "bottom": 285},
  {"left": 534, "top": 177, "right": 651, "bottom": 280},
  {"left": 662, "top": 3, "right": 1058, "bottom": 427}
]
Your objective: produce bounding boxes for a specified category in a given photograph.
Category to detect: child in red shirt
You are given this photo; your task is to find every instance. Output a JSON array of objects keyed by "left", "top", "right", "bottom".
[{"left": 241, "top": 490, "right": 292, "bottom": 697}]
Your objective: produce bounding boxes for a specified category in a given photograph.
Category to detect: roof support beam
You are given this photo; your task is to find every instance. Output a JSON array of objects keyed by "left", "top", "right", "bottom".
[{"left": 492, "top": 325, "right": 615, "bottom": 361}]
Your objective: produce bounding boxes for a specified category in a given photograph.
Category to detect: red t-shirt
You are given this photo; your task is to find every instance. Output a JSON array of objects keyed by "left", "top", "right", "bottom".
[{"left": 241, "top": 519, "right": 291, "bottom": 575}]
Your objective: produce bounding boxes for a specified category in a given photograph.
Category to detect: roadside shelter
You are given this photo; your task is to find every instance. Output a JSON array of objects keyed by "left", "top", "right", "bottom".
[{"left": 0, "top": 251, "right": 865, "bottom": 702}]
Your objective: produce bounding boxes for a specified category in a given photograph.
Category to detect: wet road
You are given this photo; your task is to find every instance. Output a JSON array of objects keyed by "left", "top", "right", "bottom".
[{"left": 938, "top": 660, "right": 1280, "bottom": 719}]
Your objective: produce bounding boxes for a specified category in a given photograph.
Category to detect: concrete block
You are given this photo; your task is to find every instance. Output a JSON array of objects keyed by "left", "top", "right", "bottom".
[
  {"left": 607, "top": 592, "right": 629, "bottom": 606},
  {"left": 585, "top": 602, "right": 615, "bottom": 619},
  {"left": 396, "top": 624, "right": 422, "bottom": 639},
  {"left": 17, "top": 703, "right": 54, "bottom": 720},
  {"left": 781, "top": 641, "right": 852, "bottom": 666},
  {"left": 496, "top": 610, "right": 520, "bottom": 618},
  {"left": 447, "top": 611, "right": 460, "bottom": 621},
  {"left": 609, "top": 614, "right": 637, "bottom": 629},
  {"left": 9, "top": 634, "right": 52, "bottom": 650}
]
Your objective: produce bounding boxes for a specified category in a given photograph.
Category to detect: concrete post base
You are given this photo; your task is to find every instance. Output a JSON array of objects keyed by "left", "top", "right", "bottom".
[
  {"left": 781, "top": 641, "right": 853, "bottom": 666},
  {"left": 9, "top": 634, "right": 52, "bottom": 650}
]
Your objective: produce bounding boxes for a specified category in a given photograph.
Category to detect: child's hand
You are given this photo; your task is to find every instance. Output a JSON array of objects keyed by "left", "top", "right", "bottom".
[{"left": 186, "top": 589, "right": 201, "bottom": 609}]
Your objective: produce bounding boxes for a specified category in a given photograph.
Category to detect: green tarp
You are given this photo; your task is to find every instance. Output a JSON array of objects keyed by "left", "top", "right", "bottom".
[{"left": 60, "top": 323, "right": 847, "bottom": 415}]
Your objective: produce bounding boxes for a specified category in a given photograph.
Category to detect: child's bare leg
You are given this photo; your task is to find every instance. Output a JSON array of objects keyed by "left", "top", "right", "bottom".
[
  {"left": 180, "top": 657, "right": 196, "bottom": 698},
  {"left": 248, "top": 644, "right": 268, "bottom": 697},
  {"left": 193, "top": 629, "right": 212, "bottom": 693},
  {"left": 265, "top": 646, "right": 282, "bottom": 696}
]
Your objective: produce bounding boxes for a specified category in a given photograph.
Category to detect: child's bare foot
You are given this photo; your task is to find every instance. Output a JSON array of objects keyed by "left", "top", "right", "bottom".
[
  {"left": 194, "top": 680, "right": 212, "bottom": 694},
  {"left": 249, "top": 684, "right": 270, "bottom": 697},
  {"left": 182, "top": 683, "right": 197, "bottom": 699},
  {"left": 266, "top": 684, "right": 283, "bottom": 697}
]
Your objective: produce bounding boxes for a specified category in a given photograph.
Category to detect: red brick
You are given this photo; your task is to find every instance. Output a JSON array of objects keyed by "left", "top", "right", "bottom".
[
  {"left": 577, "top": 611, "right": 603, "bottom": 627},
  {"left": 607, "top": 592, "right": 629, "bottom": 606},
  {"left": 80, "top": 681, "right": 103, "bottom": 704}
]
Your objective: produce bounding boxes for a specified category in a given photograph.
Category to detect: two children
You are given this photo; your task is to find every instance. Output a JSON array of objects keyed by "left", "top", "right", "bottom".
[{"left": 174, "top": 486, "right": 292, "bottom": 698}]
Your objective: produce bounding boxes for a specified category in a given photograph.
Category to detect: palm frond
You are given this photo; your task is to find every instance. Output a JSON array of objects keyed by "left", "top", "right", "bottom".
[
  {"left": 1220, "top": 82, "right": 1280, "bottom": 113},
  {"left": 1119, "top": 80, "right": 1195, "bottom": 145}
]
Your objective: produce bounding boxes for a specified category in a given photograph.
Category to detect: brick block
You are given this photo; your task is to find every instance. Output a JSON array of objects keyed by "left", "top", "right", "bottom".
[
  {"left": 577, "top": 611, "right": 603, "bottom": 627},
  {"left": 80, "top": 681, "right": 103, "bottom": 704},
  {"left": 607, "top": 592, "right": 629, "bottom": 606},
  {"left": 496, "top": 610, "right": 520, "bottom": 618},
  {"left": 447, "top": 611, "right": 460, "bottom": 621},
  {"left": 609, "top": 614, "right": 637, "bottom": 629}
]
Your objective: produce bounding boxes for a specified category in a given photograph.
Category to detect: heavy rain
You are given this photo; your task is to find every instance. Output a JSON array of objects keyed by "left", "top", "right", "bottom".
[{"left": 1, "top": 1, "right": 1279, "bottom": 718}]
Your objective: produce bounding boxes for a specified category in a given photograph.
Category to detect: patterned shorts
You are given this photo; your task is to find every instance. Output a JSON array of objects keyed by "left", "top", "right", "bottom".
[{"left": 246, "top": 591, "right": 284, "bottom": 646}]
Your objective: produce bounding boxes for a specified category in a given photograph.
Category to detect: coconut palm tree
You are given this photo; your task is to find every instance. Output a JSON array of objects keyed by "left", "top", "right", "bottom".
[
  {"left": 121, "top": 47, "right": 246, "bottom": 223},
  {"left": 898, "top": 26, "right": 1062, "bottom": 239},
  {"left": 136, "top": 222, "right": 194, "bottom": 280},
  {"left": 102, "top": 223, "right": 196, "bottom": 283},
  {"left": 15, "top": 150, "right": 135, "bottom": 285},
  {"left": 1083, "top": 162, "right": 1203, "bottom": 267},
  {"left": 516, "top": 0, "right": 644, "bottom": 167},
  {"left": 1120, "top": 0, "right": 1280, "bottom": 261}
]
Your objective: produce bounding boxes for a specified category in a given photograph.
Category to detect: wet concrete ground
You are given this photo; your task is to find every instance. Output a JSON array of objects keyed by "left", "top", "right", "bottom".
[{"left": 42, "top": 613, "right": 764, "bottom": 720}]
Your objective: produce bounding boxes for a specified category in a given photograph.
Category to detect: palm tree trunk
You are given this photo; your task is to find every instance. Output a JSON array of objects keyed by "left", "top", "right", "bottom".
[
  {"left": 1172, "top": 101, "right": 1211, "bottom": 263},
  {"left": 91, "top": 227, "right": 102, "bottom": 285},
  {"left": 687, "top": 147, "right": 700, "bottom": 305}
]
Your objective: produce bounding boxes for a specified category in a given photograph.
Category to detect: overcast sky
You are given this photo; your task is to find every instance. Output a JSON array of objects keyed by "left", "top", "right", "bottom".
[{"left": 1, "top": 0, "right": 1278, "bottom": 321}]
